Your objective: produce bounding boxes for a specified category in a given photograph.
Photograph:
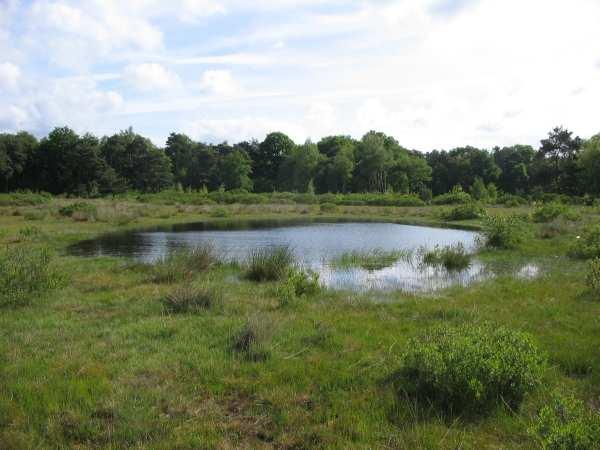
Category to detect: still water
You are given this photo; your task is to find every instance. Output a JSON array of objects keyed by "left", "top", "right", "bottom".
[{"left": 68, "top": 219, "right": 533, "bottom": 292}]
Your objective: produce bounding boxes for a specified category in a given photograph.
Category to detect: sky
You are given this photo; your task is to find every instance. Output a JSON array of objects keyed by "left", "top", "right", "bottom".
[{"left": 1, "top": 0, "right": 599, "bottom": 151}]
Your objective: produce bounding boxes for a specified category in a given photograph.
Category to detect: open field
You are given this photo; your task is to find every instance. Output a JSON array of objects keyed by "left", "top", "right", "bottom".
[{"left": 1, "top": 197, "right": 599, "bottom": 449}]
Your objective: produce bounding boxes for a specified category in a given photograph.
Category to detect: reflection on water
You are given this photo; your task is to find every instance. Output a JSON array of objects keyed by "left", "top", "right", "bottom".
[{"left": 68, "top": 219, "right": 539, "bottom": 292}]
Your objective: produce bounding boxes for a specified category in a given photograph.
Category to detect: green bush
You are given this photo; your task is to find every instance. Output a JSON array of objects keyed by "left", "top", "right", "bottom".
[
  {"left": 244, "top": 246, "right": 295, "bottom": 282},
  {"left": 151, "top": 245, "right": 217, "bottom": 283},
  {"left": 482, "top": 214, "right": 530, "bottom": 249},
  {"left": 441, "top": 203, "right": 485, "bottom": 221},
  {"left": 210, "top": 207, "right": 229, "bottom": 218},
  {"left": 23, "top": 210, "right": 46, "bottom": 221},
  {"left": 569, "top": 225, "right": 600, "bottom": 259},
  {"left": 499, "top": 194, "right": 528, "bottom": 207},
  {"left": 161, "top": 284, "right": 223, "bottom": 313},
  {"left": 539, "top": 221, "right": 568, "bottom": 240},
  {"left": 395, "top": 323, "right": 545, "bottom": 415},
  {"left": 0, "top": 246, "right": 67, "bottom": 307},
  {"left": 277, "top": 269, "right": 320, "bottom": 306},
  {"left": 432, "top": 190, "right": 472, "bottom": 205},
  {"left": 585, "top": 258, "right": 600, "bottom": 295},
  {"left": 529, "top": 392, "right": 600, "bottom": 449},
  {"left": 422, "top": 244, "right": 471, "bottom": 271},
  {"left": 533, "top": 203, "right": 566, "bottom": 223}
]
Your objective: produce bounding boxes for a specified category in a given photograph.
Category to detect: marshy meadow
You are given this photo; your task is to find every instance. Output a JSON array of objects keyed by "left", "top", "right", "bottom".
[{"left": 1, "top": 191, "right": 599, "bottom": 449}]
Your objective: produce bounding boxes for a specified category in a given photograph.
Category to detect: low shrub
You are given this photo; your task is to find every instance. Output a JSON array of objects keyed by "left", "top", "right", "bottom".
[
  {"left": 319, "top": 202, "right": 338, "bottom": 213},
  {"left": 59, "top": 202, "right": 98, "bottom": 221},
  {"left": 0, "top": 246, "right": 67, "bottom": 307},
  {"left": 230, "top": 316, "right": 273, "bottom": 361},
  {"left": 161, "top": 284, "right": 223, "bottom": 313},
  {"left": 210, "top": 207, "right": 229, "bottom": 218},
  {"left": 422, "top": 244, "right": 471, "bottom": 271},
  {"left": 23, "top": 210, "right": 46, "bottom": 221},
  {"left": 532, "top": 203, "right": 566, "bottom": 223},
  {"left": 482, "top": 214, "right": 530, "bottom": 249},
  {"left": 569, "top": 225, "right": 600, "bottom": 259},
  {"left": 585, "top": 258, "right": 600, "bottom": 295},
  {"left": 395, "top": 323, "right": 545, "bottom": 415},
  {"left": 498, "top": 194, "right": 528, "bottom": 207},
  {"left": 441, "top": 203, "right": 485, "bottom": 221},
  {"left": 151, "top": 245, "right": 217, "bottom": 283},
  {"left": 529, "top": 392, "right": 600, "bottom": 449},
  {"left": 432, "top": 190, "right": 472, "bottom": 205},
  {"left": 0, "top": 191, "right": 51, "bottom": 206},
  {"left": 244, "top": 246, "right": 294, "bottom": 282},
  {"left": 539, "top": 221, "right": 568, "bottom": 239}
]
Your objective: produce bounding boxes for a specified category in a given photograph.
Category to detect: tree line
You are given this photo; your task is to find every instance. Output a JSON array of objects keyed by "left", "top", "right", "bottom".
[{"left": 1, "top": 125, "right": 599, "bottom": 198}]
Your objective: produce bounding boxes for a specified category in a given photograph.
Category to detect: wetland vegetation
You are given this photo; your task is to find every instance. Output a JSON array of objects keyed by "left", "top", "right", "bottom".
[{"left": 1, "top": 194, "right": 599, "bottom": 449}]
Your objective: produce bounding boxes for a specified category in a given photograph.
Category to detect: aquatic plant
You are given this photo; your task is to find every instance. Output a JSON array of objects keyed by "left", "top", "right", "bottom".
[
  {"left": 395, "top": 323, "right": 545, "bottom": 415},
  {"left": 421, "top": 244, "right": 471, "bottom": 271},
  {"left": 331, "top": 248, "right": 410, "bottom": 271},
  {"left": 244, "top": 246, "right": 295, "bottom": 282},
  {"left": 277, "top": 269, "right": 321, "bottom": 306}
]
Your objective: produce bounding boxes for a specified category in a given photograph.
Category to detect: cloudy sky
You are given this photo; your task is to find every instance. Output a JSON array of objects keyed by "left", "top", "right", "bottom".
[{"left": 1, "top": 0, "right": 599, "bottom": 150}]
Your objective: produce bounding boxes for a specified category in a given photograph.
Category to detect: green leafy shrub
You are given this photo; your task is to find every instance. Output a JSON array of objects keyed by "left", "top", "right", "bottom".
[
  {"left": 244, "top": 246, "right": 294, "bottom": 282},
  {"left": 59, "top": 202, "right": 98, "bottom": 221},
  {"left": 422, "top": 244, "right": 471, "bottom": 271},
  {"left": 482, "top": 214, "right": 530, "bottom": 249},
  {"left": 529, "top": 392, "right": 600, "bottom": 449},
  {"left": 585, "top": 258, "right": 600, "bottom": 295},
  {"left": 569, "top": 225, "right": 600, "bottom": 259},
  {"left": 395, "top": 323, "right": 545, "bottom": 415},
  {"left": 277, "top": 269, "right": 320, "bottom": 306},
  {"left": 161, "top": 284, "right": 223, "bottom": 313},
  {"left": 533, "top": 203, "right": 567, "bottom": 223},
  {"left": 0, "top": 246, "right": 67, "bottom": 307},
  {"left": 499, "top": 194, "right": 528, "bottom": 207},
  {"left": 432, "top": 188, "right": 472, "bottom": 205},
  {"left": 151, "top": 245, "right": 217, "bottom": 283},
  {"left": 441, "top": 203, "right": 485, "bottom": 221}
]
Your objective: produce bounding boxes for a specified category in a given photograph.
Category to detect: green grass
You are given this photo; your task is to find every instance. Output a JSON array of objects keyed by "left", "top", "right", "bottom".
[
  {"left": 244, "top": 245, "right": 295, "bottom": 282},
  {"left": 330, "top": 248, "right": 411, "bottom": 270},
  {"left": 0, "top": 198, "right": 599, "bottom": 448}
]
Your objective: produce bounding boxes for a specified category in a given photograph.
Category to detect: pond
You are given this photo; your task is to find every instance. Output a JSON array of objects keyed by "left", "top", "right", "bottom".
[{"left": 68, "top": 219, "right": 535, "bottom": 292}]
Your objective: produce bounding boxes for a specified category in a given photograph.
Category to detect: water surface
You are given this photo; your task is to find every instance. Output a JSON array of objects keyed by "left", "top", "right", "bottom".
[{"left": 69, "top": 219, "right": 534, "bottom": 292}]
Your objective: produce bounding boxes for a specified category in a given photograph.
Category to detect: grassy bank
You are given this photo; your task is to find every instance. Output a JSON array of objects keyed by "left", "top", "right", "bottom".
[{"left": 1, "top": 198, "right": 599, "bottom": 449}]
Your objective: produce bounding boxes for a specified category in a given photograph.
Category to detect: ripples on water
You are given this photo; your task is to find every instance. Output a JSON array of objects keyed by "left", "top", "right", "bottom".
[{"left": 69, "top": 219, "right": 539, "bottom": 292}]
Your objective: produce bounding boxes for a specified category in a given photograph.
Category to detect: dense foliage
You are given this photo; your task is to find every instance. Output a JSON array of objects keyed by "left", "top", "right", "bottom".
[
  {"left": 2, "top": 126, "right": 598, "bottom": 200},
  {"left": 396, "top": 324, "right": 545, "bottom": 415}
]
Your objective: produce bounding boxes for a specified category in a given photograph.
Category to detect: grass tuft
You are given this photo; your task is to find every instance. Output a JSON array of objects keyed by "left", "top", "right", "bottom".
[
  {"left": 244, "top": 246, "right": 294, "bottom": 282},
  {"left": 151, "top": 244, "right": 218, "bottom": 283},
  {"left": 421, "top": 243, "right": 471, "bottom": 271},
  {"left": 330, "top": 248, "right": 410, "bottom": 271},
  {"left": 161, "top": 284, "right": 223, "bottom": 313}
]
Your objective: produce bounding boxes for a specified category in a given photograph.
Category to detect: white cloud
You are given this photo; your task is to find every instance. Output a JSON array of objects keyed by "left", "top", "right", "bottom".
[
  {"left": 199, "top": 70, "right": 240, "bottom": 96},
  {"left": 0, "top": 62, "right": 21, "bottom": 91},
  {"left": 124, "top": 63, "right": 181, "bottom": 92},
  {"left": 185, "top": 117, "right": 306, "bottom": 143}
]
